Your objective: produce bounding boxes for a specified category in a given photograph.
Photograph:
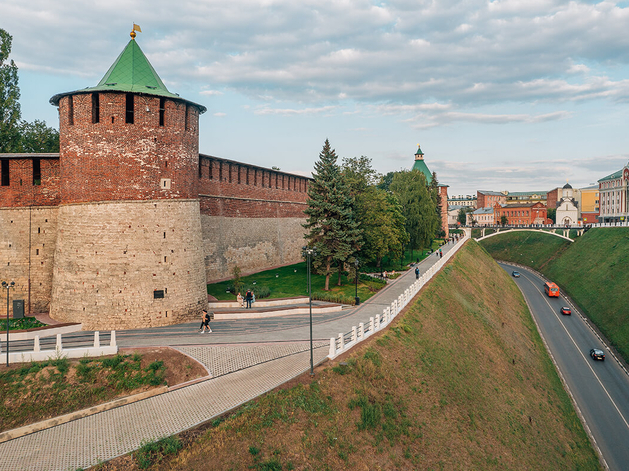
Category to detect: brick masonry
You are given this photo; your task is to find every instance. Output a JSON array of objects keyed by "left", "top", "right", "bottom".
[{"left": 0, "top": 90, "right": 309, "bottom": 325}]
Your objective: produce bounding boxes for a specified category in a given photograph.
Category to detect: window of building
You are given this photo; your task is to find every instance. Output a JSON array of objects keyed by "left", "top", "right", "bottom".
[
  {"left": 184, "top": 105, "right": 189, "bottom": 131},
  {"left": 125, "top": 93, "right": 134, "bottom": 124},
  {"left": 33, "top": 158, "right": 41, "bottom": 185},
  {"left": 1, "top": 160, "right": 9, "bottom": 186},
  {"left": 209, "top": 160, "right": 213, "bottom": 179},
  {"left": 159, "top": 98, "right": 165, "bottom": 126},
  {"left": 92, "top": 93, "right": 100, "bottom": 123}
]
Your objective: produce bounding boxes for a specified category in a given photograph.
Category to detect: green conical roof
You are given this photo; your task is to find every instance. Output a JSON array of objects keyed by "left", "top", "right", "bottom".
[
  {"left": 412, "top": 158, "right": 433, "bottom": 183},
  {"left": 50, "top": 39, "right": 206, "bottom": 113},
  {"left": 415, "top": 145, "right": 424, "bottom": 156}
]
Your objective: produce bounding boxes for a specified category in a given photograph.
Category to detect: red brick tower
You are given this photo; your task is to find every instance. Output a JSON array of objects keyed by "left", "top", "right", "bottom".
[{"left": 47, "top": 31, "right": 207, "bottom": 329}]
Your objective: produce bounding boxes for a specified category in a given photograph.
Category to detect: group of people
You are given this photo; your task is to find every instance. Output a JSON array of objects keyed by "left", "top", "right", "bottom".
[{"left": 236, "top": 289, "right": 255, "bottom": 309}]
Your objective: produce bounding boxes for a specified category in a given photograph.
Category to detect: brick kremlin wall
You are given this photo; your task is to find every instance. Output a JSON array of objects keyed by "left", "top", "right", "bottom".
[{"left": 198, "top": 155, "right": 309, "bottom": 280}]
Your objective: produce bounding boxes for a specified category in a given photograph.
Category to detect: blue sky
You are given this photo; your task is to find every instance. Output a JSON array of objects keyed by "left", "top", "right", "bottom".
[{"left": 4, "top": 0, "right": 629, "bottom": 196}]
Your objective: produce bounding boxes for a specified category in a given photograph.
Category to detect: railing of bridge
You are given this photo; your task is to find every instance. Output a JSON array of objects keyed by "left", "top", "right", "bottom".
[{"left": 328, "top": 231, "right": 469, "bottom": 360}]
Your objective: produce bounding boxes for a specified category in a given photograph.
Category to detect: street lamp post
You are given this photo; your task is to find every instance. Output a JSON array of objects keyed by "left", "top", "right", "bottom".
[
  {"left": 354, "top": 259, "right": 360, "bottom": 306},
  {"left": 302, "top": 247, "right": 317, "bottom": 377},
  {"left": 2, "top": 281, "right": 15, "bottom": 367}
]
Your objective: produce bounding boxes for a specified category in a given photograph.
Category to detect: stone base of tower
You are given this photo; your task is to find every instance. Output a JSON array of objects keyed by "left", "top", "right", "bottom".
[{"left": 49, "top": 199, "right": 207, "bottom": 330}]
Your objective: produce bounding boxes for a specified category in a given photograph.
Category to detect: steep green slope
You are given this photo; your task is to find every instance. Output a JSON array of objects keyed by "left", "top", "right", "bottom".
[
  {"left": 136, "top": 240, "right": 599, "bottom": 471},
  {"left": 481, "top": 228, "right": 629, "bottom": 362},
  {"left": 478, "top": 230, "right": 570, "bottom": 270}
]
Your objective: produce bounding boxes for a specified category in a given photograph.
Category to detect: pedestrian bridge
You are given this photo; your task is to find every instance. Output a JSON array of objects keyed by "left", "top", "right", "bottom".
[{"left": 474, "top": 226, "right": 580, "bottom": 242}]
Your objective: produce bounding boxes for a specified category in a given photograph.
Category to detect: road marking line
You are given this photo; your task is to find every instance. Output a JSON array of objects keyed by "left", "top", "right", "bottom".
[{"left": 519, "top": 270, "right": 629, "bottom": 432}]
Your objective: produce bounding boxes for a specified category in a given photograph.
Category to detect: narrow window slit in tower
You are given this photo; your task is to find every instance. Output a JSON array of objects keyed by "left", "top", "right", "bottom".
[
  {"left": 126, "top": 93, "right": 134, "bottom": 124},
  {"left": 159, "top": 98, "right": 165, "bottom": 126},
  {"left": 184, "top": 104, "right": 189, "bottom": 131},
  {"left": 68, "top": 95, "right": 74, "bottom": 125},
  {"left": 92, "top": 93, "right": 100, "bottom": 123}
]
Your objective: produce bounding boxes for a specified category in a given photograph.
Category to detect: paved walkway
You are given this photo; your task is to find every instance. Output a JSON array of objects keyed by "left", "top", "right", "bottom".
[{"left": 0, "top": 238, "right": 464, "bottom": 471}]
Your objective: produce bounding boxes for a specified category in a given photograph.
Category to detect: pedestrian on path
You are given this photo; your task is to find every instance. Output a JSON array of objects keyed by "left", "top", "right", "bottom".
[
  {"left": 237, "top": 292, "right": 244, "bottom": 308},
  {"left": 199, "top": 309, "right": 212, "bottom": 333},
  {"left": 415, "top": 266, "right": 420, "bottom": 279},
  {"left": 245, "top": 289, "right": 253, "bottom": 309},
  {"left": 439, "top": 249, "right": 443, "bottom": 258}
]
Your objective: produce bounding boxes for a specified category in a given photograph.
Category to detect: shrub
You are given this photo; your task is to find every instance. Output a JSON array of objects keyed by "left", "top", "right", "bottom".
[{"left": 311, "top": 291, "right": 356, "bottom": 305}]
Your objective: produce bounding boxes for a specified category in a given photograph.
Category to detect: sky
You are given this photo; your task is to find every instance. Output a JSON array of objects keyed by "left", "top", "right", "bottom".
[{"left": 3, "top": 0, "right": 629, "bottom": 197}]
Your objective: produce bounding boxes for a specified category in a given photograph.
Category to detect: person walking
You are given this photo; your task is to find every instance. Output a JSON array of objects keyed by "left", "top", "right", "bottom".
[
  {"left": 199, "top": 309, "right": 212, "bottom": 333},
  {"left": 415, "top": 266, "right": 420, "bottom": 279},
  {"left": 245, "top": 289, "right": 253, "bottom": 309},
  {"left": 237, "top": 292, "right": 244, "bottom": 308},
  {"left": 439, "top": 249, "right": 443, "bottom": 258}
]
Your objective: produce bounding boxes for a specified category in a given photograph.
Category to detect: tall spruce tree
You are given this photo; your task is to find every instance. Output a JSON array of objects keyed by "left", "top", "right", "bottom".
[
  {"left": 304, "top": 139, "right": 362, "bottom": 290},
  {"left": 0, "top": 29, "right": 21, "bottom": 153}
]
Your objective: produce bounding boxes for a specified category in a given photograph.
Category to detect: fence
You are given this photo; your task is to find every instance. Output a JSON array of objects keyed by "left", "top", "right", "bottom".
[
  {"left": 0, "top": 331, "right": 118, "bottom": 364},
  {"left": 328, "top": 231, "right": 469, "bottom": 359}
]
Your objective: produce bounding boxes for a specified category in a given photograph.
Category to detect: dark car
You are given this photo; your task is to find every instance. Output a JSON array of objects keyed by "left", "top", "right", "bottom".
[
  {"left": 560, "top": 306, "right": 571, "bottom": 315},
  {"left": 512, "top": 271, "right": 520, "bottom": 278},
  {"left": 590, "top": 348, "right": 605, "bottom": 361}
]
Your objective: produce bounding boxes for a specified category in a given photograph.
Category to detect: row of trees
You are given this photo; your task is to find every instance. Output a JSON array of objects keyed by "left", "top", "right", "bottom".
[
  {"left": 304, "top": 139, "right": 442, "bottom": 290},
  {"left": 1, "top": 28, "right": 59, "bottom": 153}
]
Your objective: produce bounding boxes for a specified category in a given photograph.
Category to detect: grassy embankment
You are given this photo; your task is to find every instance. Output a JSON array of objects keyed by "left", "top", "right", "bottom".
[
  {"left": 125, "top": 240, "right": 599, "bottom": 470},
  {"left": 480, "top": 228, "right": 629, "bottom": 362}
]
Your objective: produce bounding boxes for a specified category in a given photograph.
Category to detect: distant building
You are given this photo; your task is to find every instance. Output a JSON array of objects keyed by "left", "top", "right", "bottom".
[
  {"left": 555, "top": 183, "right": 579, "bottom": 225},
  {"left": 598, "top": 163, "right": 629, "bottom": 223},
  {"left": 467, "top": 207, "right": 494, "bottom": 226},
  {"left": 477, "top": 190, "right": 506, "bottom": 209},
  {"left": 448, "top": 205, "right": 467, "bottom": 225},
  {"left": 505, "top": 191, "right": 547, "bottom": 206},
  {"left": 411, "top": 145, "right": 449, "bottom": 237},
  {"left": 448, "top": 195, "right": 477, "bottom": 208},
  {"left": 494, "top": 202, "right": 547, "bottom": 226},
  {"left": 579, "top": 185, "right": 599, "bottom": 224}
]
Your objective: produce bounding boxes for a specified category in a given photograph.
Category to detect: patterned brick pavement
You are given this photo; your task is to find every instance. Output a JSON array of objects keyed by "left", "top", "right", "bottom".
[{"left": 0, "top": 342, "right": 329, "bottom": 471}]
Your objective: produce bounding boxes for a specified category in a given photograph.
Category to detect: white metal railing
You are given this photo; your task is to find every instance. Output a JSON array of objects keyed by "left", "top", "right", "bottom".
[
  {"left": 328, "top": 232, "right": 469, "bottom": 359},
  {"left": 0, "top": 331, "right": 118, "bottom": 364}
]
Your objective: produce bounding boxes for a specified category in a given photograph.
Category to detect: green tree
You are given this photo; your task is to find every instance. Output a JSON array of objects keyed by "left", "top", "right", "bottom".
[
  {"left": 390, "top": 169, "right": 440, "bottom": 253},
  {"left": 457, "top": 207, "right": 469, "bottom": 225},
  {"left": 500, "top": 215, "right": 508, "bottom": 226},
  {"left": 0, "top": 29, "right": 21, "bottom": 153},
  {"left": 377, "top": 171, "right": 394, "bottom": 191},
  {"left": 17, "top": 119, "right": 59, "bottom": 152},
  {"left": 547, "top": 208, "right": 556, "bottom": 224},
  {"left": 304, "top": 139, "right": 362, "bottom": 290}
]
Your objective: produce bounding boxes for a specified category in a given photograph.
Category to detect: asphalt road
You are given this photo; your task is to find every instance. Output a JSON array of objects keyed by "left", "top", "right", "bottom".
[{"left": 501, "top": 263, "right": 629, "bottom": 471}]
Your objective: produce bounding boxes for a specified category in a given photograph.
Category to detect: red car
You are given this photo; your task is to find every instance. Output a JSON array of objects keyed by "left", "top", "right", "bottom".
[{"left": 560, "top": 306, "right": 571, "bottom": 315}]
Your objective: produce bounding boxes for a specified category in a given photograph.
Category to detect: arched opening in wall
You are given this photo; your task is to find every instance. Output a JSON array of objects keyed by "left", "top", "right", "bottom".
[
  {"left": 126, "top": 93, "right": 134, "bottom": 124},
  {"left": 159, "top": 98, "right": 165, "bottom": 126},
  {"left": 92, "top": 93, "right": 100, "bottom": 124}
]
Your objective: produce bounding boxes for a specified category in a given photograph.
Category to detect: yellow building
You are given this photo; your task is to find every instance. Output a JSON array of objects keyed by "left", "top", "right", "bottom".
[{"left": 579, "top": 185, "right": 599, "bottom": 224}]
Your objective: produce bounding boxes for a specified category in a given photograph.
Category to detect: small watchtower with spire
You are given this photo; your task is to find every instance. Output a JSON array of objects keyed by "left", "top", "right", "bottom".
[
  {"left": 410, "top": 144, "right": 450, "bottom": 237},
  {"left": 47, "top": 27, "right": 207, "bottom": 329}
]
